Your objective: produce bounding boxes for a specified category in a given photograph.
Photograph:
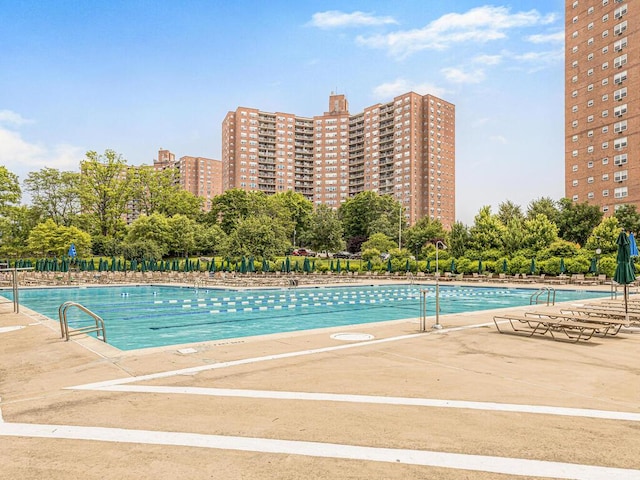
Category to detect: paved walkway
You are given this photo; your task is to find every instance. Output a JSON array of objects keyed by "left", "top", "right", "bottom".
[{"left": 1, "top": 281, "right": 639, "bottom": 479}]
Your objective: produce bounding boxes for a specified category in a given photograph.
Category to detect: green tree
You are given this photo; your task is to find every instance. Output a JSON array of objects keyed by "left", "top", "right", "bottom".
[
  {"left": 78, "top": 150, "right": 131, "bottom": 237},
  {"left": 302, "top": 204, "right": 344, "bottom": 254},
  {"left": 128, "top": 165, "right": 179, "bottom": 216},
  {"left": 448, "top": 221, "right": 469, "bottom": 258},
  {"left": 23, "top": 168, "right": 80, "bottom": 226},
  {"left": 522, "top": 214, "right": 559, "bottom": 252},
  {"left": 339, "top": 192, "right": 400, "bottom": 241},
  {"left": 497, "top": 200, "right": 524, "bottom": 226},
  {"left": 26, "top": 219, "right": 91, "bottom": 256},
  {"left": 614, "top": 204, "right": 640, "bottom": 233},
  {"left": 126, "top": 213, "right": 171, "bottom": 255},
  {"left": 0, "top": 166, "right": 21, "bottom": 212},
  {"left": 468, "top": 206, "right": 505, "bottom": 253},
  {"left": 195, "top": 224, "right": 228, "bottom": 256},
  {"left": 403, "top": 217, "right": 447, "bottom": 258},
  {"left": 501, "top": 217, "right": 525, "bottom": 256},
  {"left": 584, "top": 216, "right": 619, "bottom": 254},
  {"left": 166, "top": 214, "right": 198, "bottom": 257},
  {"left": 360, "top": 233, "right": 396, "bottom": 254},
  {"left": 225, "top": 215, "right": 289, "bottom": 259},
  {"left": 161, "top": 189, "right": 203, "bottom": 219},
  {"left": 526, "top": 197, "right": 559, "bottom": 223},
  {"left": 268, "top": 191, "right": 313, "bottom": 244},
  {"left": 556, "top": 198, "right": 603, "bottom": 246},
  {"left": 207, "top": 189, "right": 269, "bottom": 234}
]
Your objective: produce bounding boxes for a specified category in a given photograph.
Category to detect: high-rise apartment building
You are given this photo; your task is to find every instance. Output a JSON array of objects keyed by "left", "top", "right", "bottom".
[
  {"left": 153, "top": 150, "right": 223, "bottom": 212},
  {"left": 222, "top": 92, "right": 455, "bottom": 228},
  {"left": 565, "top": 0, "right": 637, "bottom": 214}
]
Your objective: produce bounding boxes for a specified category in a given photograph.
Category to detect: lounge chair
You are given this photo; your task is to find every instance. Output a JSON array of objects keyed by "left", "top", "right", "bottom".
[{"left": 493, "top": 312, "right": 610, "bottom": 342}]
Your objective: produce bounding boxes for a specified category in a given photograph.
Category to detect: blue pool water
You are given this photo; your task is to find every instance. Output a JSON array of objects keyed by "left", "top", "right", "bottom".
[{"left": 3, "top": 285, "right": 606, "bottom": 351}]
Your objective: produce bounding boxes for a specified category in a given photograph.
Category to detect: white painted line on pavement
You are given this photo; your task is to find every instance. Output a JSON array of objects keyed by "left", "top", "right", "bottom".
[
  {"left": 0, "top": 421, "right": 637, "bottom": 480},
  {"left": 93, "top": 385, "right": 640, "bottom": 422},
  {"left": 70, "top": 322, "right": 494, "bottom": 391}
]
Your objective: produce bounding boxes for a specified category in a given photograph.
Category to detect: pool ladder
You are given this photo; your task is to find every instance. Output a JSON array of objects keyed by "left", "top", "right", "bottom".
[
  {"left": 529, "top": 287, "right": 556, "bottom": 306},
  {"left": 58, "top": 301, "right": 107, "bottom": 342}
]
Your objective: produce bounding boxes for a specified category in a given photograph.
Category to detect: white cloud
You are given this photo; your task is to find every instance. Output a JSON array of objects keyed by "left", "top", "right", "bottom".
[
  {"left": 308, "top": 10, "right": 397, "bottom": 29},
  {"left": 357, "top": 6, "right": 557, "bottom": 58},
  {"left": 0, "top": 109, "right": 33, "bottom": 126},
  {"left": 489, "top": 135, "right": 508, "bottom": 144},
  {"left": 441, "top": 67, "right": 485, "bottom": 84},
  {"left": 0, "top": 126, "right": 83, "bottom": 179},
  {"left": 372, "top": 78, "right": 447, "bottom": 100},
  {"left": 527, "top": 31, "right": 564, "bottom": 43},
  {"left": 473, "top": 54, "right": 502, "bottom": 65}
]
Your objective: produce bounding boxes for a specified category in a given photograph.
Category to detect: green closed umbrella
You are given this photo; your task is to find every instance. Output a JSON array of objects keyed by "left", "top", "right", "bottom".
[
  {"left": 240, "top": 257, "right": 247, "bottom": 274},
  {"left": 262, "top": 258, "right": 269, "bottom": 273},
  {"left": 614, "top": 230, "right": 636, "bottom": 318},
  {"left": 478, "top": 259, "right": 483, "bottom": 274},
  {"left": 367, "top": 259, "right": 372, "bottom": 271},
  {"left": 209, "top": 259, "right": 216, "bottom": 272},
  {"left": 560, "top": 258, "right": 566, "bottom": 274},
  {"left": 450, "top": 259, "right": 456, "bottom": 273},
  {"left": 248, "top": 256, "right": 255, "bottom": 273},
  {"left": 425, "top": 259, "right": 431, "bottom": 273},
  {"left": 303, "top": 257, "right": 310, "bottom": 273},
  {"left": 346, "top": 260, "right": 350, "bottom": 272},
  {"left": 336, "top": 259, "right": 341, "bottom": 273},
  {"left": 405, "top": 259, "right": 410, "bottom": 272},
  {"left": 285, "top": 256, "right": 291, "bottom": 273},
  {"left": 589, "top": 257, "right": 597, "bottom": 274},
  {"left": 502, "top": 259, "right": 508, "bottom": 273},
  {"left": 386, "top": 258, "right": 392, "bottom": 272},
  {"left": 529, "top": 258, "right": 536, "bottom": 275},
  {"left": 330, "top": 260, "right": 334, "bottom": 272}
]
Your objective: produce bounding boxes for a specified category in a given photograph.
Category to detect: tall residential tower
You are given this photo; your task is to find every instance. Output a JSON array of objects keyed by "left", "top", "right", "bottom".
[
  {"left": 222, "top": 92, "right": 455, "bottom": 228},
  {"left": 565, "top": 0, "right": 638, "bottom": 214}
]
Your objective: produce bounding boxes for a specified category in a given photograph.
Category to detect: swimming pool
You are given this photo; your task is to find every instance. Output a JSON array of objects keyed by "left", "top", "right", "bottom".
[{"left": 4, "top": 284, "right": 606, "bottom": 350}]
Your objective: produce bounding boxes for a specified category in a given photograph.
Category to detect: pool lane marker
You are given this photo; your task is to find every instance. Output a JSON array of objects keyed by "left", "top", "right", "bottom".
[{"left": 0, "top": 420, "right": 637, "bottom": 480}]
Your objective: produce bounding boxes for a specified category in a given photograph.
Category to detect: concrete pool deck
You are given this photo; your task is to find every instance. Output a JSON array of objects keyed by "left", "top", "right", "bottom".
[{"left": 1, "top": 279, "right": 639, "bottom": 479}]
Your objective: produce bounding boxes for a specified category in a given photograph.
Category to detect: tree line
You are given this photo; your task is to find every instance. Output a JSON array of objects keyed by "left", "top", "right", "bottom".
[{"left": 0, "top": 149, "right": 639, "bottom": 276}]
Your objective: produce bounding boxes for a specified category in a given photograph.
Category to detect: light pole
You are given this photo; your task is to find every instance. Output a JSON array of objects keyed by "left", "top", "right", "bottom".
[{"left": 434, "top": 240, "right": 447, "bottom": 329}]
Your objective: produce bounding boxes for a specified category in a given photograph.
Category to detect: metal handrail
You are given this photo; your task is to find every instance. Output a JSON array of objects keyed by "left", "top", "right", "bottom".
[
  {"left": 58, "top": 301, "right": 106, "bottom": 342},
  {"left": 529, "top": 286, "right": 556, "bottom": 306}
]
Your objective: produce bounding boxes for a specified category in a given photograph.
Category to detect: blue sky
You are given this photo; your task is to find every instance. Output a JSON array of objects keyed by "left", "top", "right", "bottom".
[{"left": 0, "top": 0, "right": 565, "bottom": 225}]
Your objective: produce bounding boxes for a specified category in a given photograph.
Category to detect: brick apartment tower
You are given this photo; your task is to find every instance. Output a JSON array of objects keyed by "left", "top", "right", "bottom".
[
  {"left": 565, "top": 0, "right": 638, "bottom": 214},
  {"left": 222, "top": 92, "right": 455, "bottom": 228},
  {"left": 154, "top": 149, "right": 223, "bottom": 212}
]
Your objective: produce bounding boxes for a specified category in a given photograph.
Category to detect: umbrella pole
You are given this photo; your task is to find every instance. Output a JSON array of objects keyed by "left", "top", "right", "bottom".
[{"left": 625, "top": 284, "right": 629, "bottom": 323}]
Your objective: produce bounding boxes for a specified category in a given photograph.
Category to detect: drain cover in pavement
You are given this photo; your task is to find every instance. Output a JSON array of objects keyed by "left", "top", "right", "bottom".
[{"left": 330, "top": 333, "right": 374, "bottom": 341}]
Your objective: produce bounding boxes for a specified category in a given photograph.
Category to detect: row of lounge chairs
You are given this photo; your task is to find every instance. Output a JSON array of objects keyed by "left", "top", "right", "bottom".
[{"left": 493, "top": 299, "right": 640, "bottom": 343}]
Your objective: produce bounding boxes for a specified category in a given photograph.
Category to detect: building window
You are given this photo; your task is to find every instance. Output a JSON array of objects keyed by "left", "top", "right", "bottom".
[
  {"left": 572, "top": 90, "right": 578, "bottom": 98},
  {"left": 572, "top": 135, "right": 579, "bottom": 142},
  {"left": 614, "top": 5, "right": 628, "bottom": 19},
  {"left": 614, "top": 37, "right": 627, "bottom": 51},
  {"left": 603, "top": 173, "right": 610, "bottom": 181},
  {"left": 588, "top": 83, "right": 594, "bottom": 91},
  {"left": 602, "top": 62, "right": 609, "bottom": 70},
  {"left": 614, "top": 103, "right": 627, "bottom": 117},
  {"left": 614, "top": 54, "right": 627, "bottom": 68},
  {"left": 602, "top": 94, "right": 609, "bottom": 101},
  {"left": 573, "top": 195, "right": 579, "bottom": 201},
  {"left": 614, "top": 87, "right": 627, "bottom": 101},
  {"left": 614, "top": 187, "right": 628, "bottom": 198},
  {"left": 588, "top": 192, "right": 595, "bottom": 199},
  {"left": 573, "top": 164, "right": 579, "bottom": 172},
  {"left": 573, "top": 179, "right": 579, "bottom": 187},
  {"left": 603, "top": 190, "right": 609, "bottom": 197},
  {"left": 614, "top": 70, "right": 627, "bottom": 84},
  {"left": 614, "top": 137, "right": 628, "bottom": 150},
  {"left": 588, "top": 161, "right": 594, "bottom": 168},
  {"left": 602, "top": 142, "right": 609, "bottom": 149},
  {"left": 587, "top": 146, "right": 594, "bottom": 153},
  {"left": 587, "top": 100, "right": 594, "bottom": 107},
  {"left": 602, "top": 126, "right": 609, "bottom": 133},
  {"left": 614, "top": 153, "right": 628, "bottom": 165},
  {"left": 602, "top": 46, "right": 609, "bottom": 54},
  {"left": 573, "top": 60, "right": 579, "bottom": 68},
  {"left": 614, "top": 170, "right": 628, "bottom": 182},
  {"left": 602, "top": 157, "right": 609, "bottom": 165},
  {"left": 587, "top": 68, "right": 594, "bottom": 76},
  {"left": 572, "top": 120, "right": 579, "bottom": 127},
  {"left": 614, "top": 120, "right": 627, "bottom": 133},
  {"left": 602, "top": 14, "right": 609, "bottom": 22},
  {"left": 602, "top": 30, "right": 609, "bottom": 38},
  {"left": 588, "top": 37, "right": 595, "bottom": 45},
  {"left": 572, "top": 105, "right": 579, "bottom": 113},
  {"left": 614, "top": 21, "right": 627, "bottom": 35},
  {"left": 601, "top": 110, "right": 608, "bottom": 118},
  {"left": 588, "top": 130, "right": 594, "bottom": 137},
  {"left": 588, "top": 176, "right": 594, "bottom": 184},
  {"left": 587, "top": 115, "right": 594, "bottom": 122}
]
